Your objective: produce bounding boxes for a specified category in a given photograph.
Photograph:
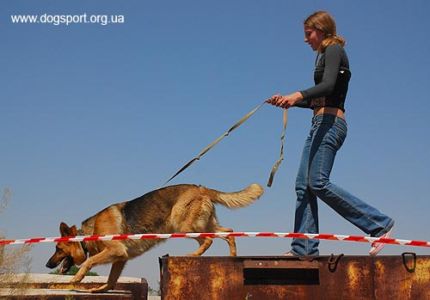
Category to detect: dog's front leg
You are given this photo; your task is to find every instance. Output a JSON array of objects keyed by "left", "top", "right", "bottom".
[
  {"left": 89, "top": 260, "right": 127, "bottom": 293},
  {"left": 70, "top": 259, "right": 93, "bottom": 284},
  {"left": 70, "top": 248, "right": 111, "bottom": 284}
]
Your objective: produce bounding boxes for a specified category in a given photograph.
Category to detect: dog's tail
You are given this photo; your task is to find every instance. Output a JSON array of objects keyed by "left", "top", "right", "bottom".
[{"left": 211, "top": 183, "right": 264, "bottom": 208}]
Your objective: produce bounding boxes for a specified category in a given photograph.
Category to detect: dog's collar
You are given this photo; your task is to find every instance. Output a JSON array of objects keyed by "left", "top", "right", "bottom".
[
  {"left": 80, "top": 241, "right": 89, "bottom": 257},
  {"left": 77, "top": 229, "right": 89, "bottom": 257}
]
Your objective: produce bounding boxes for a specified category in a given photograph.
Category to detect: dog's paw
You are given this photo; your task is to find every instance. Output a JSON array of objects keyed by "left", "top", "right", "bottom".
[
  {"left": 70, "top": 275, "right": 84, "bottom": 284},
  {"left": 89, "top": 284, "right": 111, "bottom": 293}
]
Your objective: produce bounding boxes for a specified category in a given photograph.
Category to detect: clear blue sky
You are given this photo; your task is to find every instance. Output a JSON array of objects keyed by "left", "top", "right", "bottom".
[{"left": 1, "top": 0, "right": 429, "bottom": 289}]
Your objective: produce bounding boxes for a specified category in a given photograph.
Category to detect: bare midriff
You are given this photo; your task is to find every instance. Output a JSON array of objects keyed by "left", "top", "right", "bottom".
[{"left": 313, "top": 106, "right": 345, "bottom": 119}]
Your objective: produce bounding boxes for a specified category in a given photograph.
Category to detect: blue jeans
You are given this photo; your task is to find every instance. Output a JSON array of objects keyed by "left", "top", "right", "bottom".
[{"left": 291, "top": 114, "right": 394, "bottom": 256}]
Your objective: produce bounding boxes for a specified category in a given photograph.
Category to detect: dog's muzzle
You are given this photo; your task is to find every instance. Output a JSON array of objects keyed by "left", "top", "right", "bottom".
[{"left": 46, "top": 256, "right": 74, "bottom": 274}]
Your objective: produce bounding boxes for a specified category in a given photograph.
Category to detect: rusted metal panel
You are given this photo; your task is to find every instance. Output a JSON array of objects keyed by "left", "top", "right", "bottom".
[
  {"left": 243, "top": 259, "right": 319, "bottom": 269},
  {"left": 159, "top": 255, "right": 430, "bottom": 300},
  {"left": 373, "top": 253, "right": 430, "bottom": 300},
  {"left": 0, "top": 289, "right": 135, "bottom": 299},
  {"left": 0, "top": 273, "right": 148, "bottom": 300}
]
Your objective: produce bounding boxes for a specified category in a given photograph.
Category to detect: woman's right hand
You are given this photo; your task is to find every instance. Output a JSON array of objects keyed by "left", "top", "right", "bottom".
[
  {"left": 266, "top": 94, "right": 282, "bottom": 105},
  {"left": 266, "top": 92, "right": 303, "bottom": 109}
]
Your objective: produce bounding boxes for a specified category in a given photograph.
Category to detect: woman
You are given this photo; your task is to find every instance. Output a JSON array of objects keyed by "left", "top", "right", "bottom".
[{"left": 267, "top": 11, "right": 394, "bottom": 256}]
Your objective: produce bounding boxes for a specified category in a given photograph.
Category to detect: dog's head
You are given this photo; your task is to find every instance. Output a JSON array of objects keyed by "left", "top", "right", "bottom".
[{"left": 45, "top": 222, "right": 87, "bottom": 273}]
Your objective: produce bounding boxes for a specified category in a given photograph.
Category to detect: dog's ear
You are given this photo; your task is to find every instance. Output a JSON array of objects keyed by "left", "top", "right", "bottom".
[
  {"left": 70, "top": 225, "right": 78, "bottom": 236},
  {"left": 60, "top": 222, "right": 71, "bottom": 236}
]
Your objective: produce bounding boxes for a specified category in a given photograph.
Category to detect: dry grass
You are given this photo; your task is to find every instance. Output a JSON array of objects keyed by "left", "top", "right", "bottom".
[
  {"left": 0, "top": 187, "right": 10, "bottom": 214},
  {"left": 0, "top": 188, "right": 32, "bottom": 296}
]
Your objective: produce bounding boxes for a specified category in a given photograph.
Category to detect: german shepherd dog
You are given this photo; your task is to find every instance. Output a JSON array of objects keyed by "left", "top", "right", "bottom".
[{"left": 46, "top": 183, "right": 263, "bottom": 292}]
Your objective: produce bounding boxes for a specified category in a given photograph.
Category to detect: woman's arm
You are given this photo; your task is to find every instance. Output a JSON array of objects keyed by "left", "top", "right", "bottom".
[
  {"left": 299, "top": 44, "right": 343, "bottom": 100},
  {"left": 267, "top": 44, "right": 344, "bottom": 109}
]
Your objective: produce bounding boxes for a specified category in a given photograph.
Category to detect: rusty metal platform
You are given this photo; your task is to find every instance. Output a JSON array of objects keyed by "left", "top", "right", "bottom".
[
  {"left": 0, "top": 273, "right": 148, "bottom": 299},
  {"left": 159, "top": 254, "right": 430, "bottom": 300}
]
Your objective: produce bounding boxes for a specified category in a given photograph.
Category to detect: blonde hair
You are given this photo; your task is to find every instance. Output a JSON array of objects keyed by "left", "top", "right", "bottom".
[{"left": 304, "top": 11, "right": 346, "bottom": 52}]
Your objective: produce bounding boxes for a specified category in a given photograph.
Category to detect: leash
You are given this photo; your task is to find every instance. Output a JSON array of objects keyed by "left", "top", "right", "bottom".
[
  {"left": 267, "top": 109, "right": 287, "bottom": 187},
  {"left": 163, "top": 101, "right": 287, "bottom": 187}
]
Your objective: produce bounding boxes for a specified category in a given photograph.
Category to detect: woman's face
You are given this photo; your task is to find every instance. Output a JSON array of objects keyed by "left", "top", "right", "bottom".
[{"left": 304, "top": 25, "right": 325, "bottom": 51}]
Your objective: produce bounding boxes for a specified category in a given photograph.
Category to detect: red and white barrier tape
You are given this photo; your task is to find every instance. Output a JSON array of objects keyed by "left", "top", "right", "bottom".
[{"left": 0, "top": 232, "right": 429, "bottom": 248}]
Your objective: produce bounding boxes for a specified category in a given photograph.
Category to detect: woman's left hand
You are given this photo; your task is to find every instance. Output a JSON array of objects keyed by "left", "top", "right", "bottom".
[{"left": 266, "top": 92, "right": 303, "bottom": 109}]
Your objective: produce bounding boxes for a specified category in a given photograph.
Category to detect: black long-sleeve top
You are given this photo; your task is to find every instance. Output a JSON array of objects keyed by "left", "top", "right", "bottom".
[{"left": 295, "top": 44, "right": 351, "bottom": 112}]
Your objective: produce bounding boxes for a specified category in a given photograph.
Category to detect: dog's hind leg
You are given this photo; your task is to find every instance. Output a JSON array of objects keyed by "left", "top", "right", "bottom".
[
  {"left": 188, "top": 237, "right": 213, "bottom": 256},
  {"left": 217, "top": 226, "right": 237, "bottom": 256}
]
